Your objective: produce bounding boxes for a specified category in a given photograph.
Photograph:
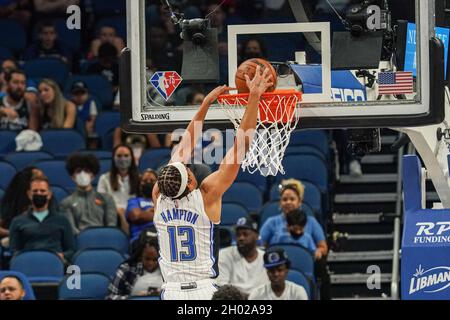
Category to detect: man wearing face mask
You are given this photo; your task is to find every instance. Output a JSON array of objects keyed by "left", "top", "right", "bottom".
[
  {"left": 59, "top": 153, "right": 117, "bottom": 235},
  {"left": 217, "top": 217, "right": 269, "bottom": 297},
  {"left": 125, "top": 169, "right": 158, "bottom": 245},
  {"left": 9, "top": 176, "right": 75, "bottom": 263}
]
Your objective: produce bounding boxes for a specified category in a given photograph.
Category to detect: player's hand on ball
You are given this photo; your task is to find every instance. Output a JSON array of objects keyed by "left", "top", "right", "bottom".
[
  {"left": 245, "top": 66, "right": 274, "bottom": 97},
  {"left": 204, "top": 85, "right": 234, "bottom": 105}
]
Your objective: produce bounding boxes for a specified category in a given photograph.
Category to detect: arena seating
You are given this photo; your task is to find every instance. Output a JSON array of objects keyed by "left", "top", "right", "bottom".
[{"left": 58, "top": 273, "right": 110, "bottom": 300}]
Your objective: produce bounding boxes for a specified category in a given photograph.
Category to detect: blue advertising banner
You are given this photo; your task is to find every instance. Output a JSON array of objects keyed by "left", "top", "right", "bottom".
[
  {"left": 401, "top": 155, "right": 450, "bottom": 300},
  {"left": 404, "top": 23, "right": 449, "bottom": 79},
  {"left": 290, "top": 64, "right": 366, "bottom": 102}
]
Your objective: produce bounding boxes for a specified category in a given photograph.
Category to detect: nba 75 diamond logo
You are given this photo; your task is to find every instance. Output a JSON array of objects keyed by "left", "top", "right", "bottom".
[{"left": 150, "top": 71, "right": 182, "bottom": 101}]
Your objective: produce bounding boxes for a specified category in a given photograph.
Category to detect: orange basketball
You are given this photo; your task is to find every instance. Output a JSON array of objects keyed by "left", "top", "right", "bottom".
[{"left": 235, "top": 58, "right": 277, "bottom": 93}]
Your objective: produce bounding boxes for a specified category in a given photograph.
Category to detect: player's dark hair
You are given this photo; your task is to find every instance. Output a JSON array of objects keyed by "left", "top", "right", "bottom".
[
  {"left": 286, "top": 209, "right": 307, "bottom": 228},
  {"left": 157, "top": 164, "right": 190, "bottom": 199},
  {"left": 98, "top": 42, "right": 118, "bottom": 58},
  {"left": 65, "top": 153, "right": 100, "bottom": 176},
  {"left": 211, "top": 285, "right": 246, "bottom": 300}
]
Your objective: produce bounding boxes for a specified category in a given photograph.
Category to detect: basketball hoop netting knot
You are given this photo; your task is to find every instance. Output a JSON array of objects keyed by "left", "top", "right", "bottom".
[{"left": 218, "top": 89, "right": 302, "bottom": 177}]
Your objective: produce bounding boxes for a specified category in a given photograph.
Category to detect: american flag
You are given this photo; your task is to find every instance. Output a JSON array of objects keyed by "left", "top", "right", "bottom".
[{"left": 378, "top": 71, "right": 414, "bottom": 95}]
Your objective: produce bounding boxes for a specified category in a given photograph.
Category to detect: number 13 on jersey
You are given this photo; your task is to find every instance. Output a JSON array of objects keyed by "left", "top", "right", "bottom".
[{"left": 167, "top": 226, "right": 197, "bottom": 262}]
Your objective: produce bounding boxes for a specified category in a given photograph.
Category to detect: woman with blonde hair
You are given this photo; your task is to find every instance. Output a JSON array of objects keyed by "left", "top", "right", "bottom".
[
  {"left": 38, "top": 78, "right": 76, "bottom": 129},
  {"left": 259, "top": 178, "right": 331, "bottom": 299}
]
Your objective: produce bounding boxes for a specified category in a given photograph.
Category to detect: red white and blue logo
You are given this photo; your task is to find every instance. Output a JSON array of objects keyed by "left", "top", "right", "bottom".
[{"left": 150, "top": 71, "right": 182, "bottom": 101}]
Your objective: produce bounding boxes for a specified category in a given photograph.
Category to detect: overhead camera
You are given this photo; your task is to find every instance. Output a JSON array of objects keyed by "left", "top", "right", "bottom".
[
  {"left": 180, "top": 18, "right": 210, "bottom": 46},
  {"left": 346, "top": 0, "right": 391, "bottom": 36},
  {"left": 347, "top": 129, "right": 381, "bottom": 157}
]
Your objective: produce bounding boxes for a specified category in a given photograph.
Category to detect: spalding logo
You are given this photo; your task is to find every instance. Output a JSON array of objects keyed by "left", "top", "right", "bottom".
[{"left": 409, "top": 265, "right": 450, "bottom": 294}]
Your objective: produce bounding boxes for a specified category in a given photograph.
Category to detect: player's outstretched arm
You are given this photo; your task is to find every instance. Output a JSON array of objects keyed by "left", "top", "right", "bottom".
[
  {"left": 170, "top": 85, "right": 232, "bottom": 164},
  {"left": 201, "top": 66, "right": 274, "bottom": 202}
]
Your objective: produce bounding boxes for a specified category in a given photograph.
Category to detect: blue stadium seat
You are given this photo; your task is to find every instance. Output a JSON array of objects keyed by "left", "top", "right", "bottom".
[
  {"left": 58, "top": 273, "right": 110, "bottom": 300},
  {"left": 0, "top": 46, "right": 13, "bottom": 60},
  {"left": 289, "top": 130, "right": 330, "bottom": 158},
  {"left": 235, "top": 169, "right": 267, "bottom": 192},
  {"left": 139, "top": 148, "right": 172, "bottom": 171},
  {"left": 102, "top": 129, "right": 115, "bottom": 150},
  {"left": 0, "top": 161, "right": 17, "bottom": 189},
  {"left": 5, "top": 151, "right": 54, "bottom": 171},
  {"left": 0, "top": 271, "right": 36, "bottom": 300},
  {"left": 76, "top": 227, "right": 129, "bottom": 255},
  {"left": 275, "top": 154, "right": 329, "bottom": 193},
  {"left": 51, "top": 185, "right": 69, "bottom": 203},
  {"left": 259, "top": 201, "right": 314, "bottom": 226},
  {"left": 220, "top": 203, "right": 250, "bottom": 226},
  {"left": 96, "top": 16, "right": 127, "bottom": 40},
  {"left": 23, "top": 58, "right": 69, "bottom": 87},
  {"left": 0, "top": 188, "right": 4, "bottom": 201},
  {"left": 94, "top": 112, "right": 120, "bottom": 141},
  {"left": 92, "top": 1, "right": 126, "bottom": 16},
  {"left": 269, "top": 181, "right": 322, "bottom": 214},
  {"left": 73, "top": 249, "right": 126, "bottom": 279},
  {"left": 285, "top": 146, "right": 326, "bottom": 161},
  {"left": 10, "top": 250, "right": 65, "bottom": 283},
  {"left": 269, "top": 244, "right": 315, "bottom": 279},
  {"left": 65, "top": 75, "right": 114, "bottom": 108},
  {"left": 35, "top": 160, "right": 75, "bottom": 190},
  {"left": 41, "top": 130, "right": 86, "bottom": 158},
  {"left": 287, "top": 270, "right": 313, "bottom": 300},
  {"left": 223, "top": 182, "right": 263, "bottom": 212},
  {"left": 0, "top": 20, "right": 26, "bottom": 53},
  {"left": 78, "top": 149, "right": 112, "bottom": 159},
  {"left": 0, "top": 131, "right": 17, "bottom": 156}
]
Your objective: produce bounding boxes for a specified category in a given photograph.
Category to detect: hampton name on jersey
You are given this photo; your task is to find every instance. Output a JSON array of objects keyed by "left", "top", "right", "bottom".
[{"left": 154, "top": 189, "right": 219, "bottom": 283}]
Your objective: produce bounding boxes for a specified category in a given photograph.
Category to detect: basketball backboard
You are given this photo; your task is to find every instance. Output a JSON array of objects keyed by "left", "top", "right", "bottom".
[{"left": 121, "top": 0, "right": 445, "bottom": 134}]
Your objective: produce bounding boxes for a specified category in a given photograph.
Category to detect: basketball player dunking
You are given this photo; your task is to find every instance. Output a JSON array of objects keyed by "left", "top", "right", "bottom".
[{"left": 153, "top": 66, "right": 274, "bottom": 300}]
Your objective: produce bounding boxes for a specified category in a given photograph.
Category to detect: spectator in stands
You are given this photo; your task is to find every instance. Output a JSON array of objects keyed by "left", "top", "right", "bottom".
[
  {"left": 186, "top": 91, "right": 206, "bottom": 105},
  {"left": 106, "top": 231, "right": 163, "bottom": 300},
  {"left": 126, "top": 169, "right": 158, "bottom": 244},
  {"left": 38, "top": 78, "right": 76, "bottom": 129},
  {"left": 146, "top": 26, "right": 182, "bottom": 73},
  {"left": 0, "top": 167, "right": 45, "bottom": 248},
  {"left": 70, "top": 81, "right": 98, "bottom": 137},
  {"left": 0, "top": 69, "right": 40, "bottom": 131},
  {"left": 97, "top": 144, "right": 139, "bottom": 235},
  {"left": 260, "top": 178, "right": 331, "bottom": 299},
  {"left": 0, "top": 0, "right": 32, "bottom": 28},
  {"left": 33, "top": 0, "right": 80, "bottom": 18},
  {"left": 23, "top": 20, "right": 72, "bottom": 66},
  {"left": 211, "top": 285, "right": 246, "bottom": 300},
  {"left": 0, "top": 275, "right": 26, "bottom": 301},
  {"left": 0, "top": 59, "right": 18, "bottom": 97},
  {"left": 279, "top": 209, "right": 317, "bottom": 254},
  {"left": 9, "top": 176, "right": 75, "bottom": 263},
  {"left": 88, "top": 25, "right": 125, "bottom": 60},
  {"left": 217, "top": 217, "right": 269, "bottom": 296},
  {"left": 59, "top": 153, "right": 117, "bottom": 235},
  {"left": 248, "top": 247, "right": 308, "bottom": 300},
  {"left": 239, "top": 38, "right": 268, "bottom": 64},
  {"left": 87, "top": 42, "right": 119, "bottom": 93}
]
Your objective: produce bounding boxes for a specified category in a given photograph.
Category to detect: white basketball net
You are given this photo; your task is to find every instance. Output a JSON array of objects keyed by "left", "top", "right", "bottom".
[{"left": 218, "top": 91, "right": 301, "bottom": 177}]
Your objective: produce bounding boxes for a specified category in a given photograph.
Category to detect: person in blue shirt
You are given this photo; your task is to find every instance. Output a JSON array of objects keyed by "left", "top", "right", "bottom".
[
  {"left": 278, "top": 209, "right": 317, "bottom": 255},
  {"left": 260, "top": 179, "right": 328, "bottom": 259},
  {"left": 259, "top": 179, "right": 331, "bottom": 300},
  {"left": 125, "top": 169, "right": 158, "bottom": 244}
]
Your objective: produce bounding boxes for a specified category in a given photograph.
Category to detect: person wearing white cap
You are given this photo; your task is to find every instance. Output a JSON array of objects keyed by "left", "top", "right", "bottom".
[{"left": 152, "top": 66, "right": 274, "bottom": 300}]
